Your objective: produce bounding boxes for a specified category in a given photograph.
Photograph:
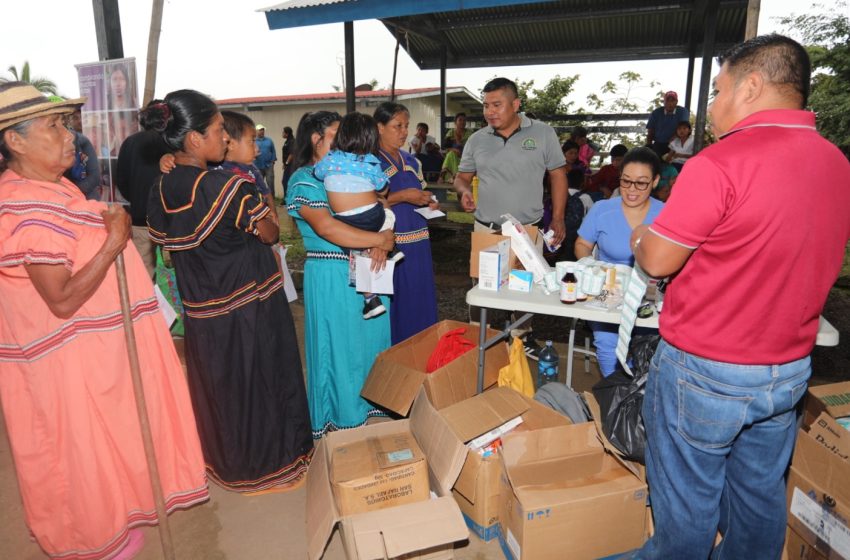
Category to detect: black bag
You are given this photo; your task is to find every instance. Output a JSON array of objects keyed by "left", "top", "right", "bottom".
[
  {"left": 565, "top": 191, "right": 586, "bottom": 232},
  {"left": 591, "top": 334, "right": 660, "bottom": 463}
]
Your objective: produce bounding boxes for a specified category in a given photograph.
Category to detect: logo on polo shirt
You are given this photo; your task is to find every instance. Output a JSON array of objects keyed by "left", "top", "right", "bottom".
[{"left": 522, "top": 138, "right": 537, "bottom": 150}]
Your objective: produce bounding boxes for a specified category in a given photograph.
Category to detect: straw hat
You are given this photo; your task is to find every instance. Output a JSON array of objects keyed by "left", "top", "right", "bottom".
[{"left": 0, "top": 82, "right": 86, "bottom": 132}]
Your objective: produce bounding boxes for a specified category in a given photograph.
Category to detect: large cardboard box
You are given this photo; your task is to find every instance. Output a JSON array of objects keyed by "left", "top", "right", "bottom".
[
  {"left": 498, "top": 422, "right": 648, "bottom": 560},
  {"left": 307, "top": 389, "right": 469, "bottom": 560},
  {"left": 331, "top": 430, "right": 430, "bottom": 516},
  {"left": 785, "top": 382, "right": 850, "bottom": 560},
  {"left": 469, "top": 226, "right": 539, "bottom": 279},
  {"left": 361, "top": 320, "right": 509, "bottom": 416},
  {"left": 452, "top": 397, "right": 572, "bottom": 541},
  {"left": 784, "top": 525, "right": 828, "bottom": 560}
]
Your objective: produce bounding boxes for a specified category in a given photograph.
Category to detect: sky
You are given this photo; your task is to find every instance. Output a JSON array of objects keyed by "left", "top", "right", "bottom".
[{"left": 0, "top": 0, "right": 831, "bottom": 111}]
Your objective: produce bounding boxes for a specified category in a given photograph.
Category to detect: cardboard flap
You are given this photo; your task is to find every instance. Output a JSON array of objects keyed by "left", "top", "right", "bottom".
[
  {"left": 584, "top": 391, "right": 643, "bottom": 480},
  {"left": 805, "top": 411, "right": 850, "bottom": 461},
  {"left": 361, "top": 353, "right": 427, "bottom": 417},
  {"left": 346, "top": 496, "right": 468, "bottom": 560},
  {"left": 410, "top": 387, "right": 469, "bottom": 495},
  {"left": 306, "top": 438, "right": 340, "bottom": 560},
  {"left": 794, "top": 425, "right": 850, "bottom": 505},
  {"left": 453, "top": 451, "right": 484, "bottom": 502},
  {"left": 440, "top": 386, "right": 530, "bottom": 443}
]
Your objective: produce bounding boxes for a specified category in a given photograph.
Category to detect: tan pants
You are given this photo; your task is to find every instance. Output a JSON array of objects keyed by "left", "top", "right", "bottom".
[{"left": 132, "top": 226, "right": 155, "bottom": 279}]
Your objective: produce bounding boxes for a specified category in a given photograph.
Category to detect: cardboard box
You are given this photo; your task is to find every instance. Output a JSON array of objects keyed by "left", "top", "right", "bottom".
[
  {"left": 361, "top": 320, "right": 509, "bottom": 417},
  {"left": 469, "top": 225, "right": 538, "bottom": 279},
  {"left": 307, "top": 389, "right": 469, "bottom": 560},
  {"left": 500, "top": 215, "right": 552, "bottom": 284},
  {"left": 479, "top": 240, "right": 511, "bottom": 291},
  {"left": 784, "top": 525, "right": 828, "bottom": 560},
  {"left": 452, "top": 397, "right": 572, "bottom": 541},
  {"left": 508, "top": 270, "right": 533, "bottom": 293},
  {"left": 331, "top": 430, "right": 430, "bottom": 516},
  {"left": 498, "top": 422, "right": 648, "bottom": 560},
  {"left": 785, "top": 382, "right": 850, "bottom": 560}
]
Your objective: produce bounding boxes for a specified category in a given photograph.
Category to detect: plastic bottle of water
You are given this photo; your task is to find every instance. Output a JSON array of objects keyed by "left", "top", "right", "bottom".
[{"left": 537, "top": 341, "right": 559, "bottom": 387}]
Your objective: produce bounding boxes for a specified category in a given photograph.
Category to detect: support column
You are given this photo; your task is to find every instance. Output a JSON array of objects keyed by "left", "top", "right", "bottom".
[
  {"left": 440, "top": 45, "right": 448, "bottom": 144},
  {"left": 344, "top": 21, "right": 355, "bottom": 114},
  {"left": 685, "top": 48, "right": 696, "bottom": 111},
  {"left": 746, "top": 0, "right": 761, "bottom": 39},
  {"left": 92, "top": 0, "right": 124, "bottom": 60},
  {"left": 693, "top": 0, "right": 719, "bottom": 153}
]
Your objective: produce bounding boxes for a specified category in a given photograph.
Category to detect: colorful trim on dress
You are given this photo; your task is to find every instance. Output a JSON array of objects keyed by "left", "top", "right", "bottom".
[
  {"left": 395, "top": 227, "right": 429, "bottom": 245},
  {"left": 205, "top": 448, "right": 314, "bottom": 494},
  {"left": 154, "top": 175, "right": 247, "bottom": 252},
  {"left": 0, "top": 200, "right": 104, "bottom": 228},
  {"left": 0, "top": 250, "right": 73, "bottom": 269},
  {"left": 0, "top": 298, "right": 159, "bottom": 363},
  {"left": 42, "top": 482, "right": 209, "bottom": 560},
  {"left": 378, "top": 150, "right": 428, "bottom": 188},
  {"left": 305, "top": 250, "right": 347, "bottom": 261},
  {"left": 312, "top": 409, "right": 388, "bottom": 440},
  {"left": 286, "top": 196, "right": 330, "bottom": 212},
  {"left": 182, "top": 272, "right": 283, "bottom": 319}
]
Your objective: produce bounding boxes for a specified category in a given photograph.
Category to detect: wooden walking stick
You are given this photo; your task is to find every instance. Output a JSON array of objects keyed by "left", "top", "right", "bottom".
[{"left": 114, "top": 252, "right": 176, "bottom": 560}]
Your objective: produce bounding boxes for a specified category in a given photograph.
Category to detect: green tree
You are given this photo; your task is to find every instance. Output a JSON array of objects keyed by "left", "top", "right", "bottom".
[
  {"left": 585, "top": 71, "right": 661, "bottom": 149},
  {"left": 781, "top": 4, "right": 850, "bottom": 157},
  {"left": 1, "top": 61, "right": 59, "bottom": 95},
  {"left": 513, "top": 74, "right": 580, "bottom": 116}
]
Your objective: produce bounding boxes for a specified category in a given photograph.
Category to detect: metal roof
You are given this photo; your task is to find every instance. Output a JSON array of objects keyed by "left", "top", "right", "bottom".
[{"left": 262, "top": 0, "right": 748, "bottom": 69}]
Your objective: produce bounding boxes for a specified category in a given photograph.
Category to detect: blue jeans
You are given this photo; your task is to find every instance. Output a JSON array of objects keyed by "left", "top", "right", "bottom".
[{"left": 637, "top": 339, "right": 809, "bottom": 560}]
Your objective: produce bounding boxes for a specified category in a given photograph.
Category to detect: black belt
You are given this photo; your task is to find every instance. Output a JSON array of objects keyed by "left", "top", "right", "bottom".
[{"left": 475, "top": 218, "right": 543, "bottom": 230}]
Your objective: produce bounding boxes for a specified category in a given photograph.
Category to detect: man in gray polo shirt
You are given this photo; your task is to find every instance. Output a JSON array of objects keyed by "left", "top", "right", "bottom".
[{"left": 454, "top": 77, "right": 568, "bottom": 246}]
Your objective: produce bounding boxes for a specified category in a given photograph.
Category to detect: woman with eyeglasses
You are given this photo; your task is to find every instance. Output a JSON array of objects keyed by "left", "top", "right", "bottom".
[{"left": 575, "top": 146, "right": 665, "bottom": 376}]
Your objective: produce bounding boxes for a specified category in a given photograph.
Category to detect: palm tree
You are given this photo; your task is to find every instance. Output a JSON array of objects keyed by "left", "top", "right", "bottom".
[{"left": 1, "top": 61, "right": 59, "bottom": 95}]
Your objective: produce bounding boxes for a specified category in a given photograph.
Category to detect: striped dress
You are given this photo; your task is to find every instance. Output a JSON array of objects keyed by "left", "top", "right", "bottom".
[
  {"left": 0, "top": 170, "right": 208, "bottom": 559},
  {"left": 148, "top": 165, "right": 312, "bottom": 491}
]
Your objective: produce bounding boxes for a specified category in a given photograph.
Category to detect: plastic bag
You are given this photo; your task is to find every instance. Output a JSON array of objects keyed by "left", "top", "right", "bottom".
[
  {"left": 154, "top": 247, "right": 185, "bottom": 336},
  {"left": 591, "top": 334, "right": 660, "bottom": 463},
  {"left": 426, "top": 327, "right": 475, "bottom": 373},
  {"left": 498, "top": 337, "right": 535, "bottom": 398}
]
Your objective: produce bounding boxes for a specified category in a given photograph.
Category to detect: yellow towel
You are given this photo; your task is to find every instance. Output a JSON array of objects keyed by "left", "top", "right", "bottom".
[{"left": 498, "top": 337, "right": 535, "bottom": 397}]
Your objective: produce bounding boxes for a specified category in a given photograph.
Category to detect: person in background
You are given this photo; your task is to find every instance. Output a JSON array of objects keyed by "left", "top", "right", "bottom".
[
  {"left": 253, "top": 123, "right": 277, "bottom": 196},
  {"left": 116, "top": 99, "right": 171, "bottom": 277},
  {"left": 668, "top": 120, "right": 694, "bottom": 171},
  {"left": 650, "top": 143, "right": 679, "bottom": 202},
  {"left": 374, "top": 101, "right": 440, "bottom": 344},
  {"left": 281, "top": 125, "right": 295, "bottom": 195},
  {"left": 440, "top": 112, "right": 472, "bottom": 184},
  {"left": 286, "top": 110, "right": 395, "bottom": 438},
  {"left": 561, "top": 140, "right": 587, "bottom": 174},
  {"left": 146, "top": 90, "right": 312, "bottom": 494},
  {"left": 570, "top": 126, "right": 596, "bottom": 168},
  {"left": 62, "top": 106, "right": 100, "bottom": 199},
  {"left": 575, "top": 147, "right": 664, "bottom": 377},
  {"left": 0, "top": 81, "right": 207, "bottom": 560},
  {"left": 631, "top": 34, "right": 850, "bottom": 559},
  {"left": 646, "top": 90, "right": 690, "bottom": 150},
  {"left": 587, "top": 143, "right": 627, "bottom": 199},
  {"left": 408, "top": 122, "right": 435, "bottom": 155}
]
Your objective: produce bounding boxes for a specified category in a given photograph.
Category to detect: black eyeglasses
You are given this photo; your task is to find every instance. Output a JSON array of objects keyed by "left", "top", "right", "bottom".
[{"left": 620, "top": 178, "right": 652, "bottom": 191}]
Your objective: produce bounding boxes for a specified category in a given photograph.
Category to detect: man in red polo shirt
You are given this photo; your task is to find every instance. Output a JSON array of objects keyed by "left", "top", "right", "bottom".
[{"left": 631, "top": 34, "right": 850, "bottom": 558}]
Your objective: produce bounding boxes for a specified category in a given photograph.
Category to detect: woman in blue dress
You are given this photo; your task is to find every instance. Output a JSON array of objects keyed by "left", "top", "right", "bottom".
[
  {"left": 575, "top": 147, "right": 665, "bottom": 376},
  {"left": 373, "top": 102, "right": 439, "bottom": 344},
  {"left": 286, "top": 111, "right": 396, "bottom": 439}
]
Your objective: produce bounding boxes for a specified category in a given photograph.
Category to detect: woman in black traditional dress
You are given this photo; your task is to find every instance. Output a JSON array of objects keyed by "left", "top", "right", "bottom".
[{"left": 145, "top": 89, "right": 312, "bottom": 494}]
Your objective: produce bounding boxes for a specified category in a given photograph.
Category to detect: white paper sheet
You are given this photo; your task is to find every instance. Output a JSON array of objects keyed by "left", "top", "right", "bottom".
[
  {"left": 275, "top": 245, "right": 298, "bottom": 302},
  {"left": 154, "top": 284, "right": 178, "bottom": 329},
  {"left": 354, "top": 252, "right": 404, "bottom": 294}
]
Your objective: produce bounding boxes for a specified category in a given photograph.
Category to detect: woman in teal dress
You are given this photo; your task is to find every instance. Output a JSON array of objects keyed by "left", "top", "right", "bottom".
[{"left": 285, "top": 111, "right": 396, "bottom": 439}]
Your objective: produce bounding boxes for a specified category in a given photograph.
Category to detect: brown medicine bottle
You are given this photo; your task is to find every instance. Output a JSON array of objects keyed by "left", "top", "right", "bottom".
[{"left": 560, "top": 266, "right": 578, "bottom": 304}]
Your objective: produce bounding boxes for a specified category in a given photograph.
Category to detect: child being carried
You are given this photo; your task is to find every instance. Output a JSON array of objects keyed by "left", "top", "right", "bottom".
[{"left": 313, "top": 112, "right": 395, "bottom": 319}]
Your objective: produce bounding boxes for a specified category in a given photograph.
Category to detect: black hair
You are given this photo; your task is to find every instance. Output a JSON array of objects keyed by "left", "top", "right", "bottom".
[
  {"left": 482, "top": 78, "right": 519, "bottom": 99},
  {"left": 622, "top": 147, "right": 662, "bottom": 178},
  {"left": 650, "top": 142, "right": 670, "bottom": 159},
  {"left": 332, "top": 112, "right": 379, "bottom": 156},
  {"left": 571, "top": 126, "right": 588, "bottom": 139},
  {"left": 291, "top": 110, "right": 342, "bottom": 172},
  {"left": 561, "top": 140, "right": 579, "bottom": 153},
  {"left": 283, "top": 126, "right": 293, "bottom": 136},
  {"left": 676, "top": 120, "right": 692, "bottom": 131},
  {"left": 137, "top": 99, "right": 164, "bottom": 132},
  {"left": 221, "top": 110, "right": 255, "bottom": 142},
  {"left": 107, "top": 65, "right": 137, "bottom": 108},
  {"left": 416, "top": 122, "right": 429, "bottom": 133},
  {"left": 373, "top": 102, "right": 409, "bottom": 125},
  {"left": 567, "top": 169, "right": 585, "bottom": 190},
  {"left": 717, "top": 34, "right": 811, "bottom": 107},
  {"left": 455, "top": 112, "right": 467, "bottom": 121},
  {"left": 139, "top": 89, "right": 218, "bottom": 151},
  {"left": 609, "top": 144, "right": 628, "bottom": 158}
]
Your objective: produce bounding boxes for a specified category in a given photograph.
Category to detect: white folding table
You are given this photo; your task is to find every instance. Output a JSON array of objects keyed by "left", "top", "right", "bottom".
[{"left": 466, "top": 284, "right": 840, "bottom": 392}]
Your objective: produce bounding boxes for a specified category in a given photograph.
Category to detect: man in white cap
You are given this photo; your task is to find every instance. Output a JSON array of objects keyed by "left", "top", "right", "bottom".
[
  {"left": 646, "top": 90, "right": 690, "bottom": 151},
  {"left": 253, "top": 123, "right": 277, "bottom": 196}
]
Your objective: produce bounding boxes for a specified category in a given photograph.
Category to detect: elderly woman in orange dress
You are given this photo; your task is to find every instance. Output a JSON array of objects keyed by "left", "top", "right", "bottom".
[{"left": 0, "top": 83, "right": 207, "bottom": 560}]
